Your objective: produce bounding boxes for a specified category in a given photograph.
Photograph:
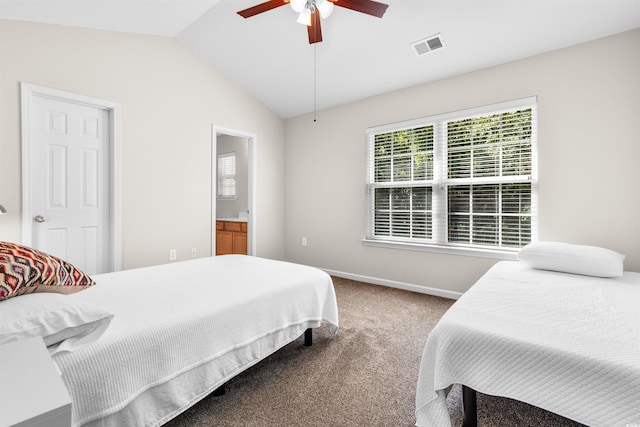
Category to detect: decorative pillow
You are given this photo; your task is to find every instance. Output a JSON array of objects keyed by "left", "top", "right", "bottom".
[
  {"left": 0, "top": 241, "right": 95, "bottom": 300},
  {"left": 0, "top": 292, "right": 113, "bottom": 354},
  {"left": 518, "top": 241, "right": 624, "bottom": 278}
]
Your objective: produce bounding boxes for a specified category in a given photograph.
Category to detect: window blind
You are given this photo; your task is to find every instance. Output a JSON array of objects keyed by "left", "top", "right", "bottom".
[
  {"left": 366, "top": 97, "right": 537, "bottom": 254},
  {"left": 369, "top": 126, "right": 435, "bottom": 241}
]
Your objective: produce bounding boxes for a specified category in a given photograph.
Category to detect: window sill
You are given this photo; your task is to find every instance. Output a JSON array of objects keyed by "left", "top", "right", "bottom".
[{"left": 361, "top": 239, "right": 520, "bottom": 260}]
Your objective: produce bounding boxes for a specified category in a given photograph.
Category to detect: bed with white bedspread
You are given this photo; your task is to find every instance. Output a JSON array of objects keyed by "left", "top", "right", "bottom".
[
  {"left": 416, "top": 259, "right": 640, "bottom": 427},
  {"left": 49, "top": 255, "right": 339, "bottom": 426}
]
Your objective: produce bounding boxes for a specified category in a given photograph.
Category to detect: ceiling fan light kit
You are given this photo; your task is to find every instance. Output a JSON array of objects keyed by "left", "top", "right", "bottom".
[
  {"left": 296, "top": 7, "right": 312, "bottom": 25},
  {"left": 237, "top": 0, "right": 388, "bottom": 44},
  {"left": 315, "top": 0, "right": 335, "bottom": 20},
  {"left": 294, "top": 0, "right": 333, "bottom": 26},
  {"left": 291, "top": 0, "right": 306, "bottom": 13}
]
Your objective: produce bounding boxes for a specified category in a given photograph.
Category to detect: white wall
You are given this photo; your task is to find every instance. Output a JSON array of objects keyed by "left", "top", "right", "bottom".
[
  {"left": 284, "top": 29, "right": 640, "bottom": 294},
  {"left": 0, "top": 19, "right": 286, "bottom": 268},
  {"left": 2, "top": 20, "right": 637, "bottom": 293}
]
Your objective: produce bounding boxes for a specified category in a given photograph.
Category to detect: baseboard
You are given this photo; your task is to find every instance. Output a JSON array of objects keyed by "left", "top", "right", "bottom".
[{"left": 322, "top": 268, "right": 463, "bottom": 300}]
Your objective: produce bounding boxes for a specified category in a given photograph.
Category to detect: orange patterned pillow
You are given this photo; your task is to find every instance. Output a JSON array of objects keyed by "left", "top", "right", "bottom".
[{"left": 0, "top": 241, "right": 95, "bottom": 300}]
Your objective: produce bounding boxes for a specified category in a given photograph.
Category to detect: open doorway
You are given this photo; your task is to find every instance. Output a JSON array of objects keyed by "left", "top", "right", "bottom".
[{"left": 211, "top": 126, "right": 256, "bottom": 257}]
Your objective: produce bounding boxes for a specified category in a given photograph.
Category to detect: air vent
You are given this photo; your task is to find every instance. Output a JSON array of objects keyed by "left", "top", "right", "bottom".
[{"left": 411, "top": 33, "right": 445, "bottom": 56}]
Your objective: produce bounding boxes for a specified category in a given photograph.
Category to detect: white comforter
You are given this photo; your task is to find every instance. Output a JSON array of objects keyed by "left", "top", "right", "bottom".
[
  {"left": 416, "top": 261, "right": 640, "bottom": 427},
  {"left": 53, "top": 255, "right": 339, "bottom": 427}
]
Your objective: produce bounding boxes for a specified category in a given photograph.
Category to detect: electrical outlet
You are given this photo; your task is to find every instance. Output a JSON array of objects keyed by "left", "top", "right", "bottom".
[
  {"left": 191, "top": 247, "right": 197, "bottom": 258},
  {"left": 169, "top": 249, "right": 177, "bottom": 261},
  {"left": 301, "top": 237, "right": 307, "bottom": 247}
]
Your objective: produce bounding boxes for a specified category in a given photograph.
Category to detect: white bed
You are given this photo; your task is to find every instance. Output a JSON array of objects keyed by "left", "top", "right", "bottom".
[
  {"left": 416, "top": 260, "right": 640, "bottom": 427},
  {"left": 48, "top": 255, "right": 339, "bottom": 427}
]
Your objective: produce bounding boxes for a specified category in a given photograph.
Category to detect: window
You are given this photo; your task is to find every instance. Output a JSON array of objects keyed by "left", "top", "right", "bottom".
[
  {"left": 365, "top": 97, "right": 537, "bottom": 257},
  {"left": 217, "top": 152, "right": 236, "bottom": 199}
]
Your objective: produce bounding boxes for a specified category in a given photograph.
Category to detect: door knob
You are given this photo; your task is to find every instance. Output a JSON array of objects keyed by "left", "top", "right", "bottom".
[{"left": 34, "top": 215, "right": 47, "bottom": 223}]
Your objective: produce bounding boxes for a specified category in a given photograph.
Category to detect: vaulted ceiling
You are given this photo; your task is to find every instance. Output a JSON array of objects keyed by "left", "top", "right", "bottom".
[{"left": 2, "top": 0, "right": 639, "bottom": 118}]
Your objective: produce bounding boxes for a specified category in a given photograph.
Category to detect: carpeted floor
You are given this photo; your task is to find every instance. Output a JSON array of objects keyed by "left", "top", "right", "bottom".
[{"left": 165, "top": 277, "right": 586, "bottom": 427}]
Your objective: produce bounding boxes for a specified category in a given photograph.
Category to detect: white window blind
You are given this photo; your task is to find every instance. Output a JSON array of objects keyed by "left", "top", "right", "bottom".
[
  {"left": 365, "top": 97, "right": 537, "bottom": 256},
  {"left": 217, "top": 152, "right": 236, "bottom": 199}
]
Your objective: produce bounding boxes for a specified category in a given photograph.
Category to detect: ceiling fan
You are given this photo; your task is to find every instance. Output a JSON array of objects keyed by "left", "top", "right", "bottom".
[{"left": 237, "top": 0, "right": 389, "bottom": 44}]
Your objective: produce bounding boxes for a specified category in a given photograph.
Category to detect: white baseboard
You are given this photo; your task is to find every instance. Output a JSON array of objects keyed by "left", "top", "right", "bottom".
[{"left": 322, "top": 268, "right": 462, "bottom": 300}]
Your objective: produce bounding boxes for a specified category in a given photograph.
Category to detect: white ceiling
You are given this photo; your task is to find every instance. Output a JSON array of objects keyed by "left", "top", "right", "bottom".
[{"left": 2, "top": 0, "right": 639, "bottom": 118}]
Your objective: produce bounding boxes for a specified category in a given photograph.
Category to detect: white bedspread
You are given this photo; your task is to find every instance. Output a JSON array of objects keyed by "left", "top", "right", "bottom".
[
  {"left": 53, "top": 255, "right": 339, "bottom": 427},
  {"left": 416, "top": 261, "right": 640, "bottom": 427}
]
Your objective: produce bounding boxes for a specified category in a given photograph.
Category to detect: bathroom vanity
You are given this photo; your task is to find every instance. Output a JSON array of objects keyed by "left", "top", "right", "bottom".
[{"left": 216, "top": 219, "right": 247, "bottom": 255}]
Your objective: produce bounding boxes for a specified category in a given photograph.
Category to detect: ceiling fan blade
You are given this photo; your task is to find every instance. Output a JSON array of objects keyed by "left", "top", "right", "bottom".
[
  {"left": 331, "top": 0, "right": 388, "bottom": 18},
  {"left": 307, "top": 10, "right": 323, "bottom": 44},
  {"left": 237, "top": 0, "right": 288, "bottom": 18}
]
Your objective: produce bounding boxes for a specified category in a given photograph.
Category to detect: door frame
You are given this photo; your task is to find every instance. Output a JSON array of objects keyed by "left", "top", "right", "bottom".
[
  {"left": 20, "top": 83, "right": 122, "bottom": 272},
  {"left": 211, "top": 125, "right": 257, "bottom": 256}
]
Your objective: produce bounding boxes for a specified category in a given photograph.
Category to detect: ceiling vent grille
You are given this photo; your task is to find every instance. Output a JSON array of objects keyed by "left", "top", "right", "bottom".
[{"left": 411, "top": 33, "right": 445, "bottom": 56}]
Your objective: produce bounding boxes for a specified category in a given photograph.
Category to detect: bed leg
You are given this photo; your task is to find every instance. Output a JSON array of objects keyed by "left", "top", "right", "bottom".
[
  {"left": 213, "top": 383, "right": 226, "bottom": 397},
  {"left": 304, "top": 328, "right": 313, "bottom": 346},
  {"left": 462, "top": 385, "right": 477, "bottom": 427}
]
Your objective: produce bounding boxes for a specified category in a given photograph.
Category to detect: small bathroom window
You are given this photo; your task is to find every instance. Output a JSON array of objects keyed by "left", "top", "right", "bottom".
[{"left": 217, "top": 152, "right": 236, "bottom": 200}]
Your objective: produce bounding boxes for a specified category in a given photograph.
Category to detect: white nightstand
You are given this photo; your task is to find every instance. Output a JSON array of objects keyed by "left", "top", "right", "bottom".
[{"left": 0, "top": 337, "right": 72, "bottom": 427}]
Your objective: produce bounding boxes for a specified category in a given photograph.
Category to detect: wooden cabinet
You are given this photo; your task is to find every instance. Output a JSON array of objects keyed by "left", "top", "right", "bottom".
[{"left": 216, "top": 220, "right": 247, "bottom": 255}]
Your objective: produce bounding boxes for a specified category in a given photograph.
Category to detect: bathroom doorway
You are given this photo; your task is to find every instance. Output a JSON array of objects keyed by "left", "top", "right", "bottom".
[{"left": 212, "top": 126, "right": 256, "bottom": 256}]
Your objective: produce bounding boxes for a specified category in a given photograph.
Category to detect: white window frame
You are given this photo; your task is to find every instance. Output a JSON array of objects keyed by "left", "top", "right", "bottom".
[
  {"left": 217, "top": 152, "right": 237, "bottom": 200},
  {"left": 363, "top": 97, "right": 538, "bottom": 260}
]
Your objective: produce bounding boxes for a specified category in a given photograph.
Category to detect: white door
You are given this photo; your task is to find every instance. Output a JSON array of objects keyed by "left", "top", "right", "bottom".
[{"left": 26, "top": 94, "right": 111, "bottom": 274}]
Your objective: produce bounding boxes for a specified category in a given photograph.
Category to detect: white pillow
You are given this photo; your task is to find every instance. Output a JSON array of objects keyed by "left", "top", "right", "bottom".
[
  {"left": 518, "top": 241, "right": 624, "bottom": 278},
  {"left": 0, "top": 293, "right": 113, "bottom": 355}
]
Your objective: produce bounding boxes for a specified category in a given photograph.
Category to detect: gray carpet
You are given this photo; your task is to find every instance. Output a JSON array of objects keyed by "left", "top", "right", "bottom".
[{"left": 165, "top": 277, "right": 586, "bottom": 427}]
